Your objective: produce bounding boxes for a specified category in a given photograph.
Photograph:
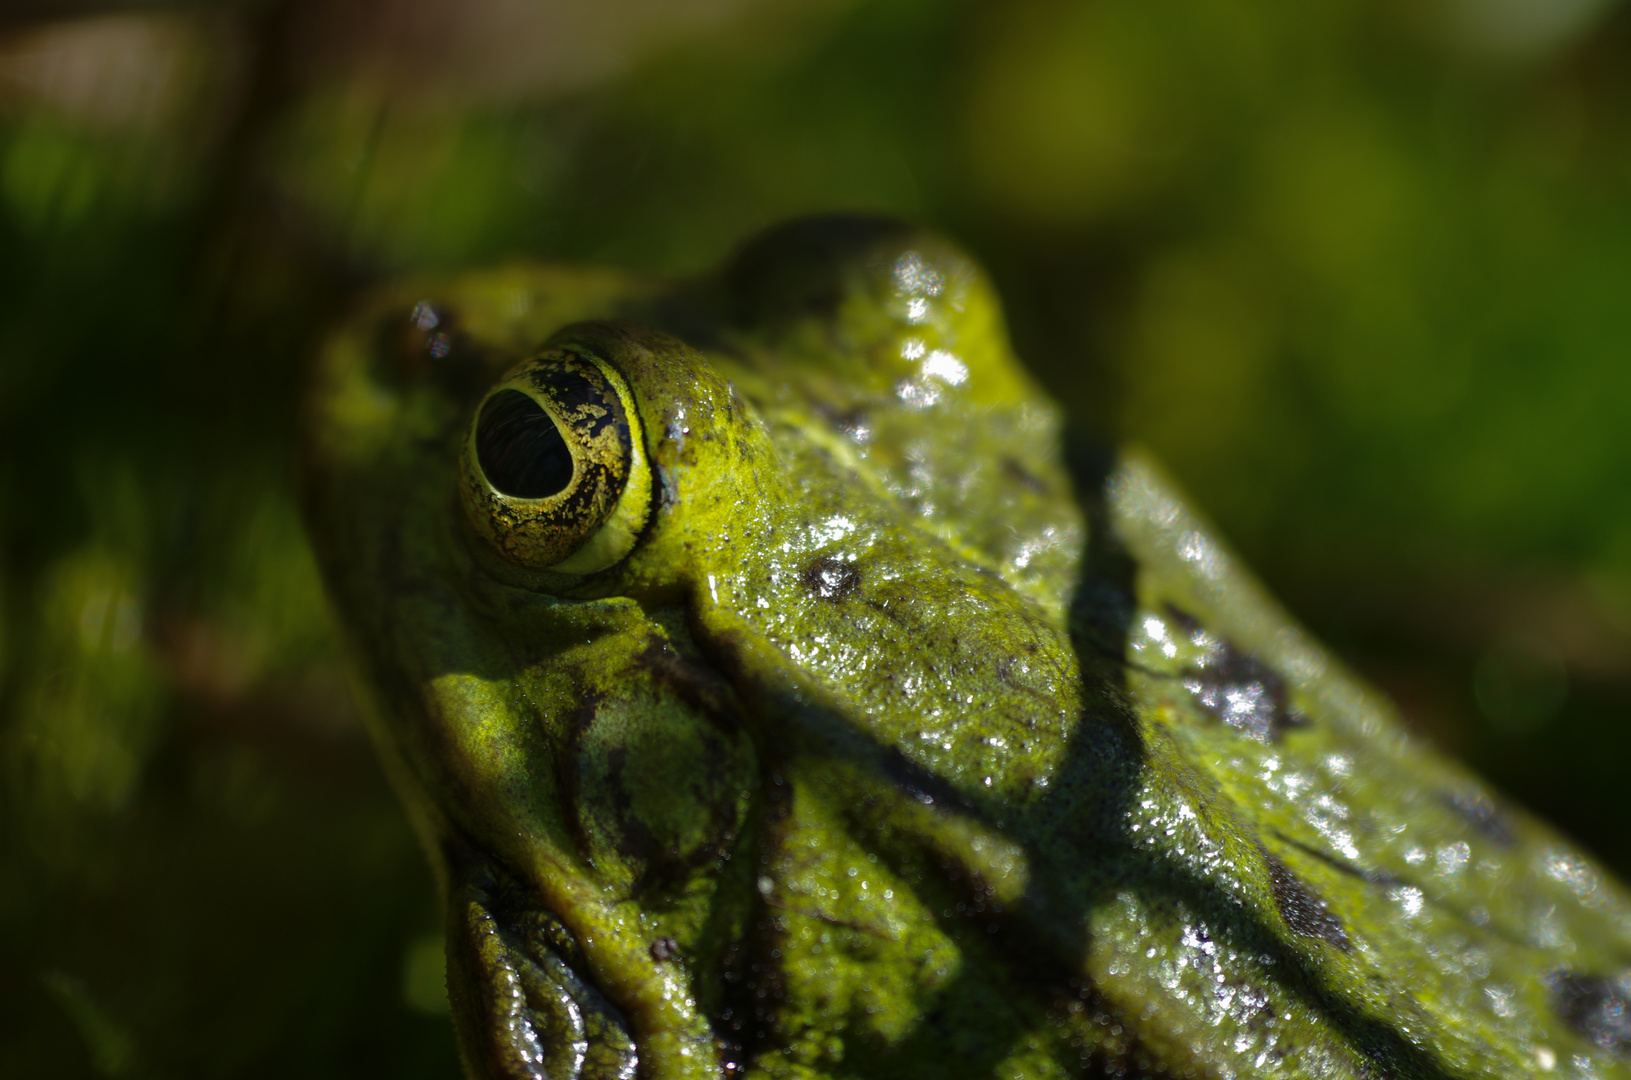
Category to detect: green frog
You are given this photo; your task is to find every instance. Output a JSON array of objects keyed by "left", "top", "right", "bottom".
[{"left": 301, "top": 217, "right": 1631, "bottom": 1080}]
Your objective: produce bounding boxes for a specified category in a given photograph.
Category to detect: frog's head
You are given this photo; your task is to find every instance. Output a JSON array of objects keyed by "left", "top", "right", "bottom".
[
  {"left": 303, "top": 218, "right": 1095, "bottom": 1080},
  {"left": 307, "top": 218, "right": 1631, "bottom": 1080}
]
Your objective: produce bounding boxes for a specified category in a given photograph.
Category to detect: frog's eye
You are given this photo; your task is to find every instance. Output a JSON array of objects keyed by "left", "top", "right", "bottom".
[{"left": 459, "top": 350, "right": 652, "bottom": 573}]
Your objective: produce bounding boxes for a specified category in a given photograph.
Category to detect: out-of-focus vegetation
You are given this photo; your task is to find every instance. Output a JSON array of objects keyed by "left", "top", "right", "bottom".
[{"left": 2, "top": 0, "right": 1628, "bottom": 1074}]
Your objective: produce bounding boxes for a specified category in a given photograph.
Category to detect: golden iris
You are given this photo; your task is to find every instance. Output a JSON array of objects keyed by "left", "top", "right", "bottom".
[{"left": 459, "top": 349, "right": 652, "bottom": 573}]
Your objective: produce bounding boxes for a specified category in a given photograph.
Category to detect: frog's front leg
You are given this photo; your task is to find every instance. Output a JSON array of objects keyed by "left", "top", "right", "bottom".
[{"left": 448, "top": 858, "right": 639, "bottom": 1080}]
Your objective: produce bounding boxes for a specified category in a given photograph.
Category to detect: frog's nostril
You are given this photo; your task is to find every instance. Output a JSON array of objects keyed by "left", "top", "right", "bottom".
[{"left": 475, "top": 389, "right": 573, "bottom": 498}]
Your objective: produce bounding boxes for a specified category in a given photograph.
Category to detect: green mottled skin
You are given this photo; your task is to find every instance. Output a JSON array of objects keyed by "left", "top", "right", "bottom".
[{"left": 302, "top": 219, "right": 1631, "bottom": 1080}]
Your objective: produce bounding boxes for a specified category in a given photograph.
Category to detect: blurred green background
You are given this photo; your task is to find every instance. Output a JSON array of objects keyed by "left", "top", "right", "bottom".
[{"left": 3, "top": 0, "right": 1629, "bottom": 1074}]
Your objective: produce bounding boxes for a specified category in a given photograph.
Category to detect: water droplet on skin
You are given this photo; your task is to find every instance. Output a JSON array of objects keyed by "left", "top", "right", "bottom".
[
  {"left": 1436, "top": 842, "right": 1471, "bottom": 876},
  {"left": 921, "top": 350, "right": 967, "bottom": 384},
  {"left": 892, "top": 252, "right": 944, "bottom": 297}
]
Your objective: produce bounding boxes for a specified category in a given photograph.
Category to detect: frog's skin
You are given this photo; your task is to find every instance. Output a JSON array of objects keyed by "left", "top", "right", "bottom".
[{"left": 302, "top": 217, "right": 1631, "bottom": 1080}]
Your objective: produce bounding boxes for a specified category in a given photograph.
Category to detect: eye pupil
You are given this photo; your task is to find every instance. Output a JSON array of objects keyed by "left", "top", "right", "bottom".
[{"left": 475, "top": 389, "right": 573, "bottom": 498}]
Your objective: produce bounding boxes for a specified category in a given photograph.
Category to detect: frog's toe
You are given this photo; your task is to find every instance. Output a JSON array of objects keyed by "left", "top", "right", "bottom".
[{"left": 448, "top": 867, "right": 638, "bottom": 1080}]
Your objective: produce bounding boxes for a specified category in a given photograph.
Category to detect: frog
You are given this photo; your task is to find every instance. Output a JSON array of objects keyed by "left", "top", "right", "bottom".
[{"left": 301, "top": 215, "right": 1631, "bottom": 1080}]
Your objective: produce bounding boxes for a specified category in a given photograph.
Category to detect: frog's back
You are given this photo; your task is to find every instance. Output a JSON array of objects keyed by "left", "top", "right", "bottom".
[{"left": 710, "top": 222, "right": 1631, "bottom": 1078}]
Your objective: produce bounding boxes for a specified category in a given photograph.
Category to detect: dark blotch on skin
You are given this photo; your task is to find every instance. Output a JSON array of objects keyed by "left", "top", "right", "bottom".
[
  {"left": 810, "top": 400, "right": 872, "bottom": 441},
  {"left": 1261, "top": 848, "right": 1349, "bottom": 949},
  {"left": 475, "top": 389, "right": 573, "bottom": 498},
  {"left": 1001, "top": 456, "right": 1048, "bottom": 495},
  {"left": 649, "top": 937, "right": 680, "bottom": 962},
  {"left": 634, "top": 636, "right": 736, "bottom": 720},
  {"left": 1171, "top": 604, "right": 1305, "bottom": 743},
  {"left": 1162, "top": 604, "right": 1204, "bottom": 637},
  {"left": 1441, "top": 787, "right": 1517, "bottom": 846},
  {"left": 803, "top": 555, "right": 860, "bottom": 601},
  {"left": 1551, "top": 971, "right": 1631, "bottom": 1054},
  {"left": 1275, "top": 833, "right": 1404, "bottom": 889}
]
